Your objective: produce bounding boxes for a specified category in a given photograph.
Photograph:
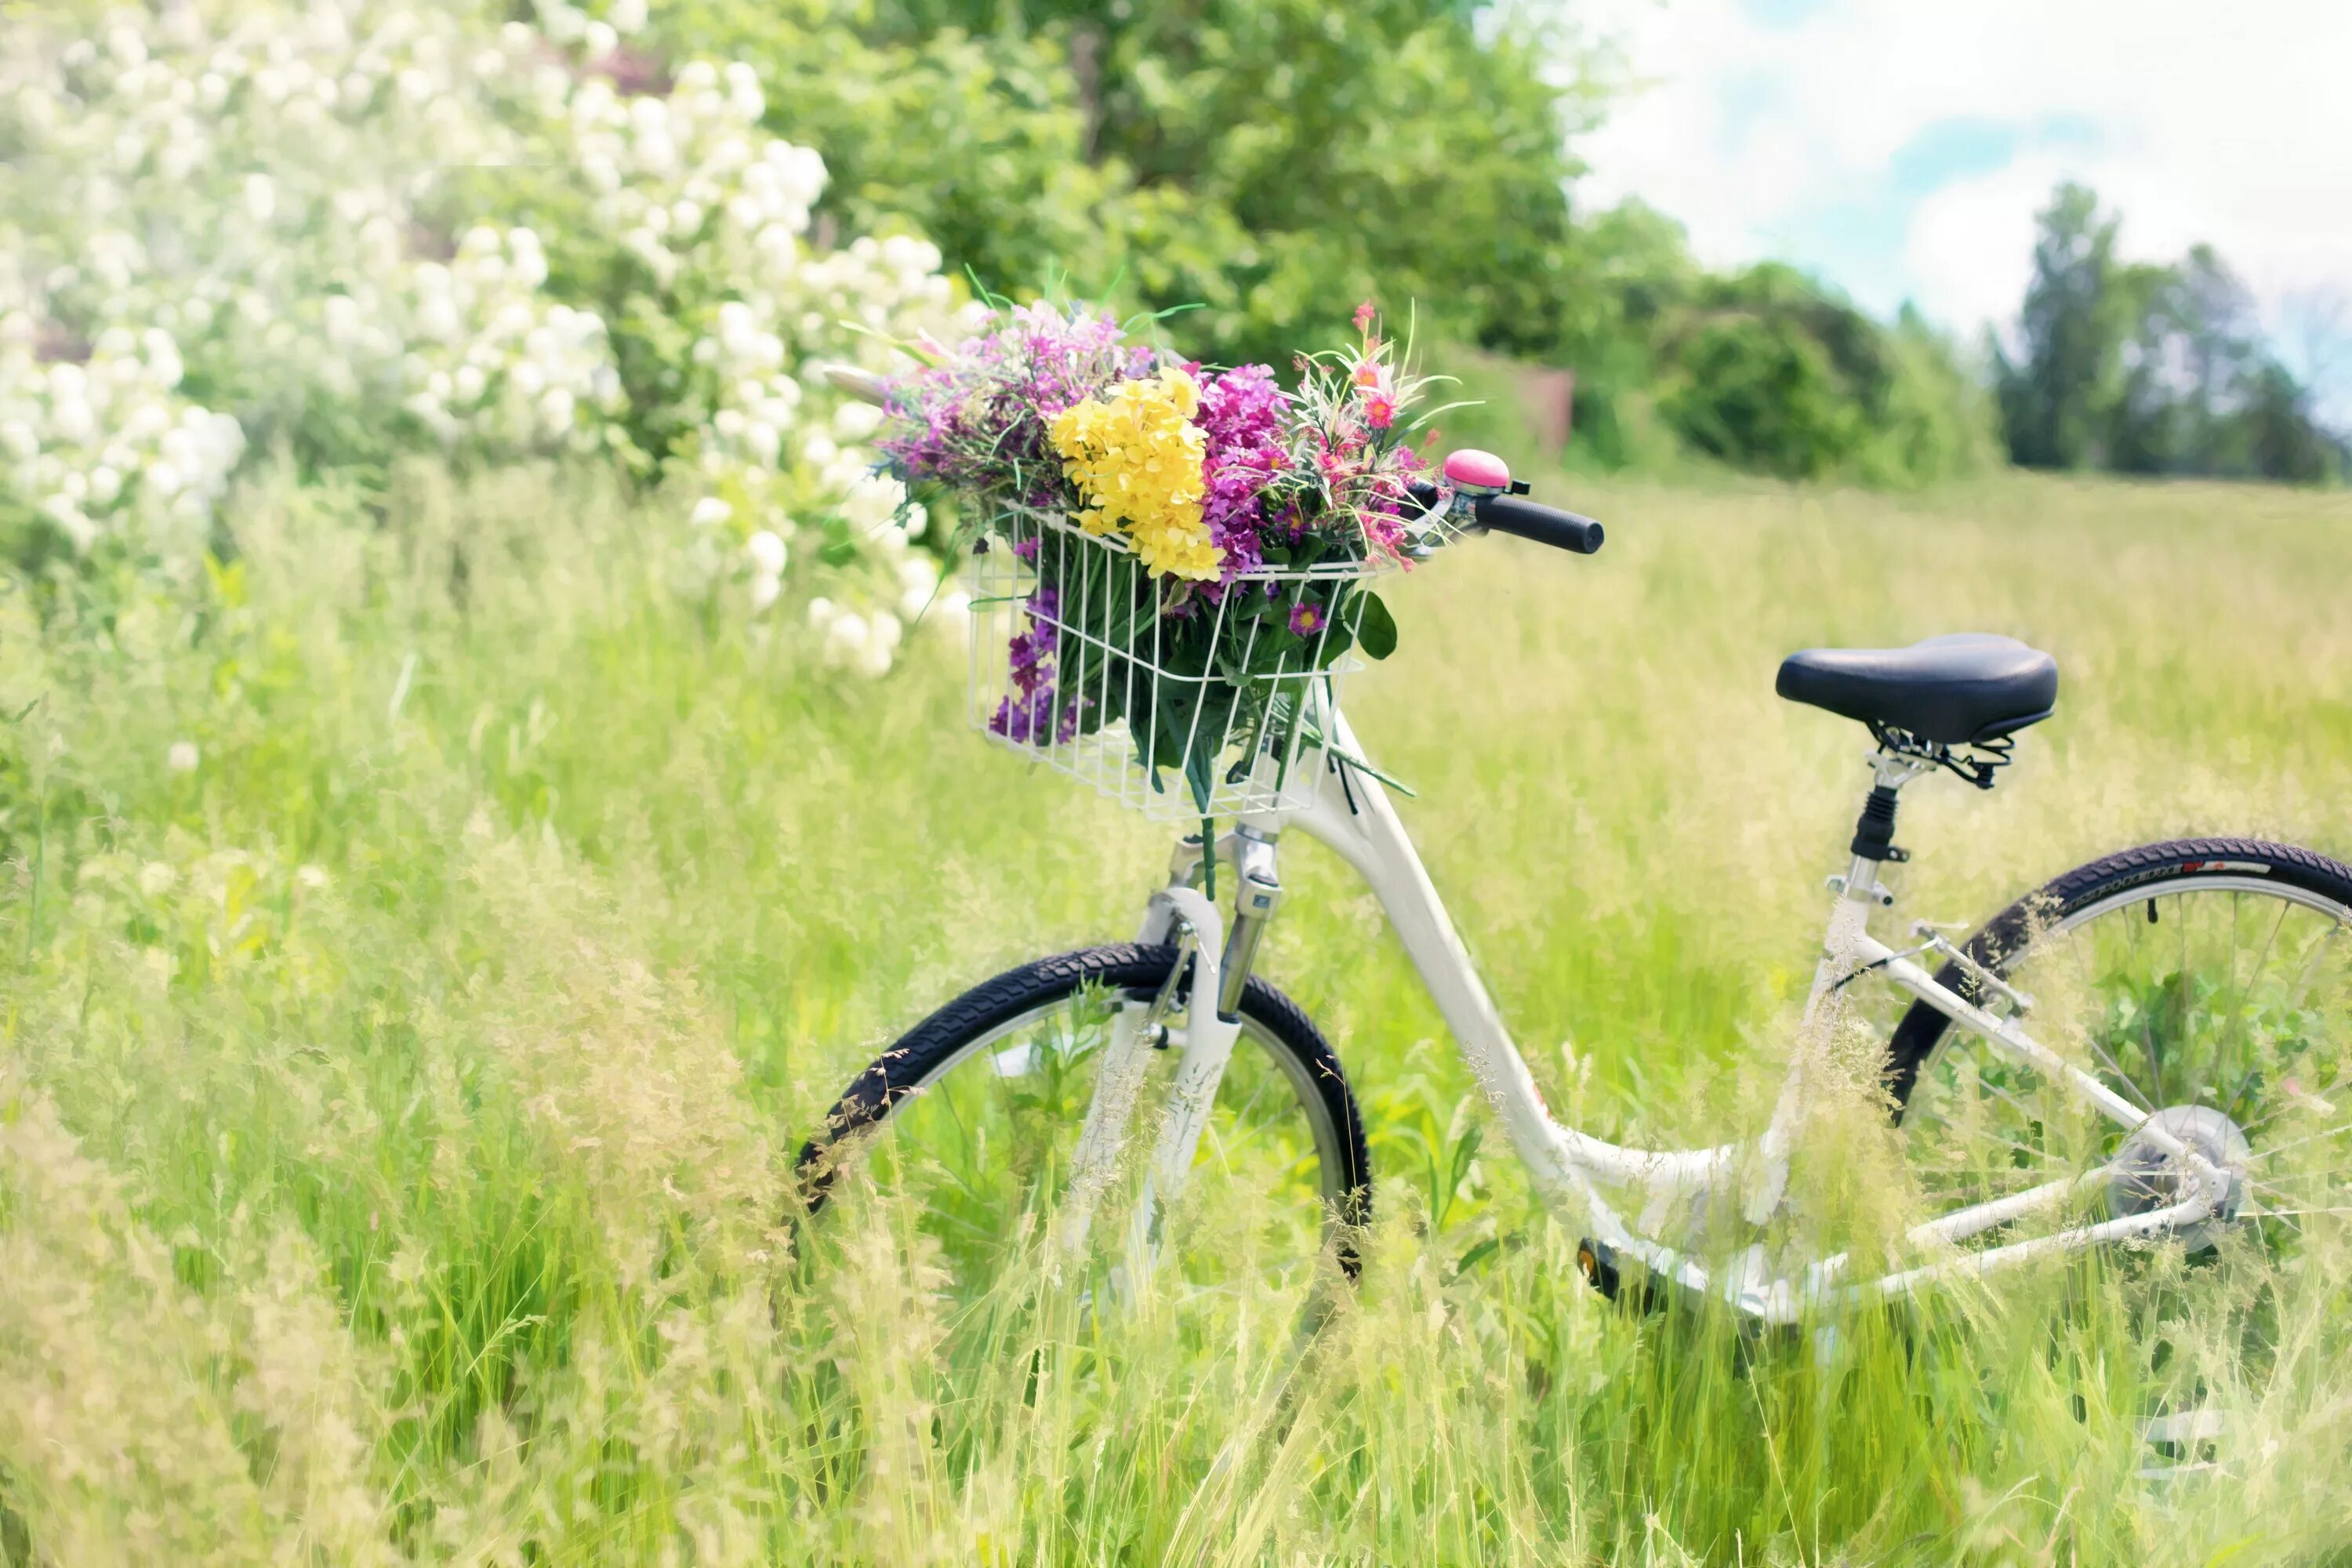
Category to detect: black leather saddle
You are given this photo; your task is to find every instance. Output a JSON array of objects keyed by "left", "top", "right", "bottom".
[{"left": 1776, "top": 633, "right": 2058, "bottom": 746}]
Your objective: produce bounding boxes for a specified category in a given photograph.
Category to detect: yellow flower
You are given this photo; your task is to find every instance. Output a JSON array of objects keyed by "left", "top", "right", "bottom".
[{"left": 1047, "top": 368, "right": 1220, "bottom": 581}]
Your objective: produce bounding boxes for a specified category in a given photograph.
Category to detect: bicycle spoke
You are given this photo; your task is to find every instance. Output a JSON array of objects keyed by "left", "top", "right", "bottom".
[
  {"left": 1900, "top": 869, "right": 2352, "bottom": 1278},
  {"left": 2085, "top": 1029, "right": 2155, "bottom": 1113},
  {"left": 2234, "top": 1056, "right": 2350, "bottom": 1136},
  {"left": 1225, "top": 1067, "right": 1281, "bottom": 1145},
  {"left": 2115, "top": 909, "right": 2165, "bottom": 1110},
  {"left": 835, "top": 982, "right": 1346, "bottom": 1318},
  {"left": 2281, "top": 920, "right": 2350, "bottom": 1021},
  {"left": 2229, "top": 898, "right": 2289, "bottom": 1081},
  {"left": 2221, "top": 891, "right": 2242, "bottom": 1089}
]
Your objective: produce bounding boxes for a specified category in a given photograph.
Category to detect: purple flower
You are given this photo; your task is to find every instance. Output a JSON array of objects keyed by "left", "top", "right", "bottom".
[
  {"left": 877, "top": 303, "right": 1163, "bottom": 511},
  {"left": 1195, "top": 364, "right": 1291, "bottom": 584},
  {"left": 988, "top": 585, "right": 1083, "bottom": 745},
  {"left": 989, "top": 687, "right": 1086, "bottom": 745},
  {"left": 1287, "top": 601, "right": 1327, "bottom": 637},
  {"left": 1004, "top": 586, "right": 1061, "bottom": 692}
]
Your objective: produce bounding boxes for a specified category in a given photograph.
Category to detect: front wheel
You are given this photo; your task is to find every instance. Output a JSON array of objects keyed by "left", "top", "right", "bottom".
[
  {"left": 1887, "top": 837, "right": 2352, "bottom": 1257},
  {"left": 798, "top": 944, "right": 1370, "bottom": 1309}
]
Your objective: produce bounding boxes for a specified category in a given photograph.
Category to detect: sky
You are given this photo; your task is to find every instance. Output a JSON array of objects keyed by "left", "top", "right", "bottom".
[{"left": 1570, "top": 0, "right": 2352, "bottom": 412}]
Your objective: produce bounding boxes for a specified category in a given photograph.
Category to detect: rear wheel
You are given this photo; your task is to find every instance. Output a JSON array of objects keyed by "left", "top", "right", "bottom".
[
  {"left": 1888, "top": 839, "right": 2352, "bottom": 1255},
  {"left": 799, "top": 944, "right": 1370, "bottom": 1311}
]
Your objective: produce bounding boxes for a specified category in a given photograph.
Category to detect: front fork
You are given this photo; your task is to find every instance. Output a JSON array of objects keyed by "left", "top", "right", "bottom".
[{"left": 1056, "top": 826, "right": 1285, "bottom": 1272}]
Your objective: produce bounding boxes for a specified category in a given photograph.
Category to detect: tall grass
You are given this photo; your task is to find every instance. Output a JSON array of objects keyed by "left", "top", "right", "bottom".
[{"left": 3, "top": 458, "right": 2351, "bottom": 1563}]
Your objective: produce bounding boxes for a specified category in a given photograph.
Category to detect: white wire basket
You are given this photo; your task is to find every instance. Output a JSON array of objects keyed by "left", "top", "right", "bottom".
[{"left": 967, "top": 506, "right": 1392, "bottom": 819}]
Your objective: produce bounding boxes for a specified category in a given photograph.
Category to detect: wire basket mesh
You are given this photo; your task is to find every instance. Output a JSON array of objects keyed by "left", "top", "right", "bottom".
[{"left": 968, "top": 506, "right": 1391, "bottom": 819}]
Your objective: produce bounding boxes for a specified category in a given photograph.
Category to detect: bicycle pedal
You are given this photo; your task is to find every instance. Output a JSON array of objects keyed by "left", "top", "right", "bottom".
[{"left": 1574, "top": 1237, "right": 1623, "bottom": 1299}]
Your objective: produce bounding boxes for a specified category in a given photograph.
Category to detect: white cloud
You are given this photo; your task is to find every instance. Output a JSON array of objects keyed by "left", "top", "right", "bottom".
[{"left": 1575, "top": 0, "right": 2352, "bottom": 343}]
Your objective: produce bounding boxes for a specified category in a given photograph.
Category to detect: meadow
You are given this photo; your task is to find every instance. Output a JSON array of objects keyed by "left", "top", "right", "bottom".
[{"left": 5, "top": 459, "right": 2352, "bottom": 1564}]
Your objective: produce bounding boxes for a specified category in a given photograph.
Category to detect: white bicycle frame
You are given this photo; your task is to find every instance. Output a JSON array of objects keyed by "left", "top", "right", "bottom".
[{"left": 1073, "top": 710, "right": 2232, "bottom": 1327}]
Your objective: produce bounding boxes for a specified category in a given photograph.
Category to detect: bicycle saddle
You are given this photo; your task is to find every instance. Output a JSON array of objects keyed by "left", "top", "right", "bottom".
[{"left": 1776, "top": 633, "right": 2058, "bottom": 746}]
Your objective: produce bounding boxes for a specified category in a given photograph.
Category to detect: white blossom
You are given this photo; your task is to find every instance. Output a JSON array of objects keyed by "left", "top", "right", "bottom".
[
  {"left": 0, "top": 0, "right": 958, "bottom": 646},
  {"left": 895, "top": 554, "right": 939, "bottom": 622}
]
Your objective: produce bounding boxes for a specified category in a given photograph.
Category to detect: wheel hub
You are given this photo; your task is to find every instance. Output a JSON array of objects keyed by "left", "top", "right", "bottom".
[{"left": 2108, "top": 1105, "right": 2251, "bottom": 1248}]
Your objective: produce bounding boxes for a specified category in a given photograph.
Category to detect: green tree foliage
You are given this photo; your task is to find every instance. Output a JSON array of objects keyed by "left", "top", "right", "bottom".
[
  {"left": 648, "top": 2, "right": 1124, "bottom": 310},
  {"left": 1655, "top": 265, "right": 1994, "bottom": 483},
  {"left": 655, "top": 0, "right": 1591, "bottom": 365},
  {"left": 652, "top": 0, "right": 1997, "bottom": 487},
  {"left": 1995, "top": 183, "right": 2125, "bottom": 470},
  {"left": 1997, "top": 183, "right": 2345, "bottom": 484}
]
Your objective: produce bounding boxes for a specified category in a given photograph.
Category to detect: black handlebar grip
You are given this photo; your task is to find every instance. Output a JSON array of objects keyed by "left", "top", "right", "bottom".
[{"left": 1472, "top": 492, "right": 1605, "bottom": 554}]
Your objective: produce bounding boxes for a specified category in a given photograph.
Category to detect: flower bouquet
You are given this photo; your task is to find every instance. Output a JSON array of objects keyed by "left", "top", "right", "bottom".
[{"left": 877, "top": 302, "right": 1452, "bottom": 817}]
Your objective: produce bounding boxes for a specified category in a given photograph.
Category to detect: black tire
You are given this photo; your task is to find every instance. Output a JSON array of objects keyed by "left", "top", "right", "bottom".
[
  {"left": 1886, "top": 837, "right": 2352, "bottom": 1117},
  {"left": 799, "top": 943, "right": 1371, "bottom": 1269}
]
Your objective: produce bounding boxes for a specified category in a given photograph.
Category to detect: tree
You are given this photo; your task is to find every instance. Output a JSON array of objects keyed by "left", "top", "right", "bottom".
[
  {"left": 650, "top": 0, "right": 1997, "bottom": 485},
  {"left": 1995, "top": 183, "right": 2125, "bottom": 470},
  {"left": 2107, "top": 245, "right": 2267, "bottom": 475},
  {"left": 2238, "top": 363, "right": 2346, "bottom": 485},
  {"left": 1657, "top": 265, "right": 1994, "bottom": 482},
  {"left": 655, "top": 0, "right": 1595, "bottom": 368},
  {"left": 1997, "top": 183, "right": 2343, "bottom": 485}
]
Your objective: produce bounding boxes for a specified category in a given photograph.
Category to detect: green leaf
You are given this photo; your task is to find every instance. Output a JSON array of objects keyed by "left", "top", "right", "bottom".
[
  {"left": 1354, "top": 592, "right": 1397, "bottom": 661},
  {"left": 1183, "top": 739, "right": 1217, "bottom": 813},
  {"left": 1450, "top": 1237, "right": 1501, "bottom": 1280}
]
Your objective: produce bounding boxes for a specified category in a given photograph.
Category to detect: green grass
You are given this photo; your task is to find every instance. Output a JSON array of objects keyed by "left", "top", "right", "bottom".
[{"left": 3, "top": 457, "right": 2352, "bottom": 1563}]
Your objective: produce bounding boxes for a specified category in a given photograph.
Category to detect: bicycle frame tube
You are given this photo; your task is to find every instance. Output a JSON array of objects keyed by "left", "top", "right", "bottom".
[
  {"left": 1054, "top": 884, "right": 1245, "bottom": 1277},
  {"left": 1110, "top": 710, "right": 2230, "bottom": 1326},
  {"left": 1261, "top": 712, "right": 1737, "bottom": 1202}
]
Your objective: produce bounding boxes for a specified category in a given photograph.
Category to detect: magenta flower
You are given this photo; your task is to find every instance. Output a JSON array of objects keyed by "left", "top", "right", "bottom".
[
  {"left": 1195, "top": 364, "right": 1292, "bottom": 583},
  {"left": 1287, "top": 601, "right": 1327, "bottom": 637}
]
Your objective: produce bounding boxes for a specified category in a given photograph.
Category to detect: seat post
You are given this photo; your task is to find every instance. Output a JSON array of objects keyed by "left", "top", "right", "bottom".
[{"left": 1838, "top": 752, "right": 1933, "bottom": 903}]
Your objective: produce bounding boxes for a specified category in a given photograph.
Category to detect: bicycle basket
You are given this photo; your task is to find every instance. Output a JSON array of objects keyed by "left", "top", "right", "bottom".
[{"left": 968, "top": 506, "right": 1392, "bottom": 819}]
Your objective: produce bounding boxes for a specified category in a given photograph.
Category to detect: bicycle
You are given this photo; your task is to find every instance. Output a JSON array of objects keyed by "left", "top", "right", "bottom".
[{"left": 798, "top": 438, "right": 2352, "bottom": 1338}]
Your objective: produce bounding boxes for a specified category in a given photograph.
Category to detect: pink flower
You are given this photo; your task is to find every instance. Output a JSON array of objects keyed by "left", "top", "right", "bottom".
[
  {"left": 1353, "top": 300, "right": 1377, "bottom": 334},
  {"left": 1363, "top": 394, "right": 1396, "bottom": 430}
]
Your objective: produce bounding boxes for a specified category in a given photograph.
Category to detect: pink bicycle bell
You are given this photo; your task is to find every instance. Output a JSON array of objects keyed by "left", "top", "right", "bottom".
[{"left": 1442, "top": 448, "right": 1512, "bottom": 496}]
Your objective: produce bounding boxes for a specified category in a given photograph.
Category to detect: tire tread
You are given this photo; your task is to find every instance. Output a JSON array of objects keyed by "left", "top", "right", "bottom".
[{"left": 798, "top": 945, "right": 1370, "bottom": 1230}]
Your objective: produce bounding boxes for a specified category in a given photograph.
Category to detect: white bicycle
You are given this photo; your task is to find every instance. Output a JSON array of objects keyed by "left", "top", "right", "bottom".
[{"left": 800, "top": 447, "right": 2352, "bottom": 1333}]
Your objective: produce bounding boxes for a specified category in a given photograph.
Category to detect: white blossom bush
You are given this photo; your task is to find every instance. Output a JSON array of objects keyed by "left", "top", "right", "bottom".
[
  {"left": 392, "top": 227, "right": 626, "bottom": 456},
  {"left": 0, "top": 310, "right": 244, "bottom": 570},
  {"left": 0, "top": 0, "right": 964, "bottom": 673}
]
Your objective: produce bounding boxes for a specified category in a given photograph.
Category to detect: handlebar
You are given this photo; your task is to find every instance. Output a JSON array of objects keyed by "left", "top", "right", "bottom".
[
  {"left": 1399, "top": 481, "right": 1605, "bottom": 557},
  {"left": 1470, "top": 492, "right": 1605, "bottom": 555}
]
